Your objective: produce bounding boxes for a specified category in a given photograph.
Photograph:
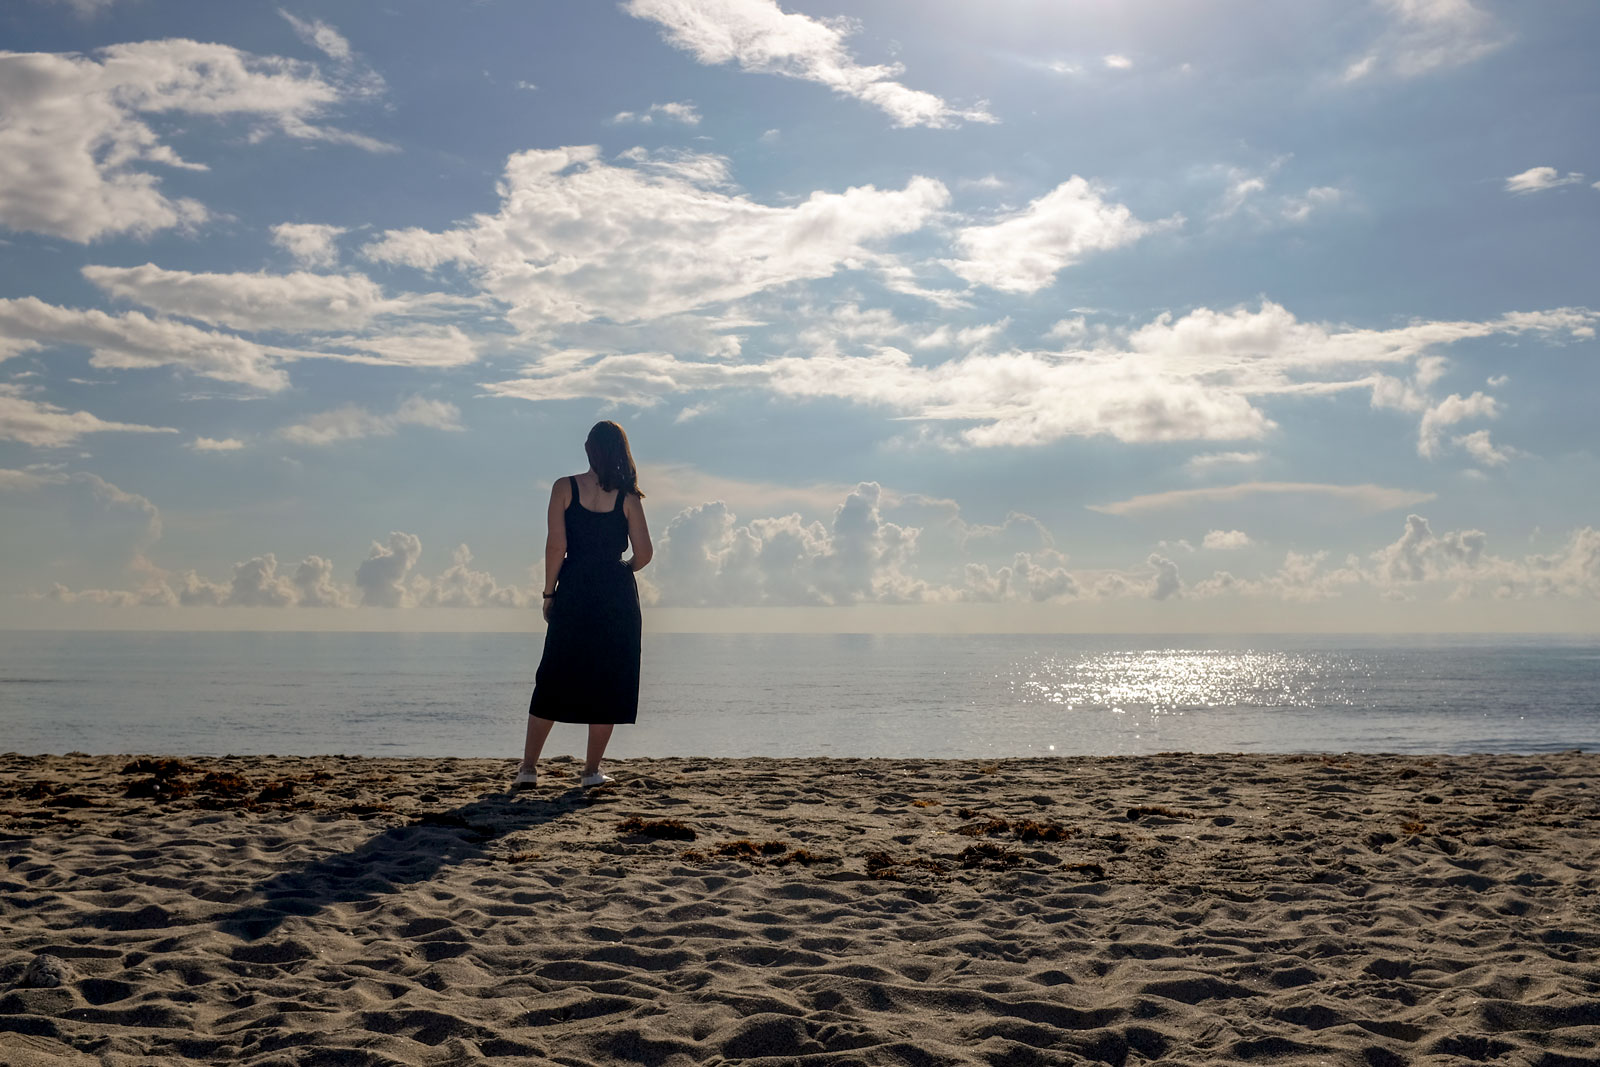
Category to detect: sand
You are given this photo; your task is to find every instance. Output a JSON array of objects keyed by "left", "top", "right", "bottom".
[{"left": 1, "top": 750, "right": 1597, "bottom": 1066}]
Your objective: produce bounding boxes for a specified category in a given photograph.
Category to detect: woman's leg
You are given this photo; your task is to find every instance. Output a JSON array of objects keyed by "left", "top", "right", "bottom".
[
  {"left": 522, "top": 715, "right": 556, "bottom": 770},
  {"left": 584, "top": 723, "right": 614, "bottom": 775}
]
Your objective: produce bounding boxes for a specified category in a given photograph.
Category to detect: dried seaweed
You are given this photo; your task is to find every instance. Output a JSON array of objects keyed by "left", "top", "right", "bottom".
[{"left": 617, "top": 815, "right": 697, "bottom": 841}]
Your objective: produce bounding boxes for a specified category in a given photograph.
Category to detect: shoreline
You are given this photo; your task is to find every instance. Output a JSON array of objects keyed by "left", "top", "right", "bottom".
[{"left": 3, "top": 751, "right": 1597, "bottom": 1064}]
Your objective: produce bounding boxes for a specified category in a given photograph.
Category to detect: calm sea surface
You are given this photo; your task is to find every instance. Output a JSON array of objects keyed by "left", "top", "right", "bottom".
[{"left": 1, "top": 631, "right": 1596, "bottom": 758}]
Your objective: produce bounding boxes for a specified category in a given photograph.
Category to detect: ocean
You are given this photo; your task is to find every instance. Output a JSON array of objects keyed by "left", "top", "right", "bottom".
[{"left": 1, "top": 631, "right": 1596, "bottom": 759}]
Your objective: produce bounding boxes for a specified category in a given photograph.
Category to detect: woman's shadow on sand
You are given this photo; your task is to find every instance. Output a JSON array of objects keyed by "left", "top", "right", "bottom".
[{"left": 215, "top": 785, "right": 604, "bottom": 942}]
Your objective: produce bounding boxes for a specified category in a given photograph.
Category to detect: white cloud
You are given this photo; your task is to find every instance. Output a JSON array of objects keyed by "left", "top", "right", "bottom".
[
  {"left": 271, "top": 222, "right": 347, "bottom": 268},
  {"left": 486, "top": 301, "right": 1597, "bottom": 449},
  {"left": 189, "top": 436, "right": 244, "bottom": 452},
  {"left": 1344, "top": 0, "right": 1503, "bottom": 82},
  {"left": 1091, "top": 481, "right": 1435, "bottom": 516},
  {"left": 82, "top": 264, "right": 449, "bottom": 332},
  {"left": 1280, "top": 186, "right": 1344, "bottom": 222},
  {"left": 1416, "top": 390, "right": 1498, "bottom": 458},
  {"left": 0, "top": 466, "right": 160, "bottom": 529},
  {"left": 292, "top": 555, "right": 349, "bottom": 607},
  {"left": 1452, "top": 428, "right": 1514, "bottom": 467},
  {"left": 651, "top": 482, "right": 924, "bottom": 606},
  {"left": 1148, "top": 553, "right": 1182, "bottom": 599},
  {"left": 624, "top": 0, "right": 994, "bottom": 129},
  {"left": 279, "top": 10, "right": 352, "bottom": 62},
  {"left": 0, "top": 40, "right": 386, "bottom": 243},
  {"left": 41, "top": 0, "right": 123, "bottom": 16},
  {"left": 364, "top": 145, "right": 948, "bottom": 331},
  {"left": 611, "top": 100, "right": 702, "bottom": 125},
  {"left": 1102, "top": 54, "right": 1132, "bottom": 70},
  {"left": 1185, "top": 450, "right": 1264, "bottom": 473},
  {"left": 1505, "top": 167, "right": 1585, "bottom": 194},
  {"left": 944, "top": 177, "right": 1174, "bottom": 293},
  {"left": 0, "top": 383, "right": 178, "bottom": 447},
  {"left": 420, "top": 544, "right": 527, "bottom": 608},
  {"left": 1202, "top": 529, "right": 1254, "bottom": 550},
  {"left": 355, "top": 531, "right": 423, "bottom": 607},
  {"left": 76, "top": 265, "right": 485, "bottom": 370},
  {"left": 0, "top": 296, "right": 294, "bottom": 390},
  {"left": 279, "top": 396, "right": 463, "bottom": 446}
]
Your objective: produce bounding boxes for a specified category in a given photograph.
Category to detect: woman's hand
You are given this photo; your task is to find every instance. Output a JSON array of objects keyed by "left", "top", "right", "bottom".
[{"left": 542, "top": 595, "right": 554, "bottom": 623}]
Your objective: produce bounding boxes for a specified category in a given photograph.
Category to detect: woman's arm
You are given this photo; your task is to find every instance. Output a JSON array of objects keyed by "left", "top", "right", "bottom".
[
  {"left": 624, "top": 493, "right": 653, "bottom": 572},
  {"left": 542, "top": 480, "right": 568, "bottom": 619}
]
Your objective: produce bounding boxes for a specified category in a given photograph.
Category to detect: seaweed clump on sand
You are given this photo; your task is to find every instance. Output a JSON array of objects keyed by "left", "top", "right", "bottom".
[
  {"left": 956, "top": 842, "right": 1024, "bottom": 871},
  {"left": 956, "top": 814, "right": 1077, "bottom": 842},
  {"left": 617, "top": 815, "right": 697, "bottom": 841},
  {"left": 864, "top": 850, "right": 949, "bottom": 881},
  {"left": 1125, "top": 805, "right": 1200, "bottom": 822}
]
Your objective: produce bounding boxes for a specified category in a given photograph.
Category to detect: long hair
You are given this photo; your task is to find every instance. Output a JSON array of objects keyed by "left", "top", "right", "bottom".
[{"left": 585, "top": 420, "right": 644, "bottom": 499}]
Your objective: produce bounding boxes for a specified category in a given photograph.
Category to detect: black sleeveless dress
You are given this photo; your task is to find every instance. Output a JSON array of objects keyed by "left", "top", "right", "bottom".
[{"left": 528, "top": 477, "right": 642, "bottom": 724}]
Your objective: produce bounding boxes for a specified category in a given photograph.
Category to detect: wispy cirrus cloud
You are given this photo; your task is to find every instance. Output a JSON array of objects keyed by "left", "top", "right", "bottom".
[
  {"left": 1343, "top": 0, "right": 1503, "bottom": 82},
  {"left": 279, "top": 396, "right": 462, "bottom": 446},
  {"left": 1088, "top": 482, "right": 1436, "bottom": 516},
  {"left": 0, "top": 383, "right": 178, "bottom": 447},
  {"left": 623, "top": 0, "right": 994, "bottom": 129}
]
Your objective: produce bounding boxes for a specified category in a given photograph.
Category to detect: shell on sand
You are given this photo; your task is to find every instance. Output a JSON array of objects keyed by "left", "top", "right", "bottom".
[{"left": 1, "top": 751, "right": 1597, "bottom": 1064}]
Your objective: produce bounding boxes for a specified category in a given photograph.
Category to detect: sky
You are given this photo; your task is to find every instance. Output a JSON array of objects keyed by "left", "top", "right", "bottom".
[{"left": 2, "top": 0, "right": 1598, "bottom": 632}]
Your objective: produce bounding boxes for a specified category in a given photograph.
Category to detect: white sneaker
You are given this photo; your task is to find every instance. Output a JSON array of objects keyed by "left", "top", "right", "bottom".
[
  {"left": 580, "top": 771, "right": 614, "bottom": 787},
  {"left": 511, "top": 767, "right": 538, "bottom": 791}
]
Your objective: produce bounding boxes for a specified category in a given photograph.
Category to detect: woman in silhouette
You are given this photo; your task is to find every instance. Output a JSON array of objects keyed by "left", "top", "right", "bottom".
[{"left": 515, "top": 421, "right": 651, "bottom": 790}]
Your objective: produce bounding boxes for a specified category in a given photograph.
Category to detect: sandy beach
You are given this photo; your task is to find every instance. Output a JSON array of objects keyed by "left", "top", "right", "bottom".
[{"left": 1, "top": 751, "right": 1597, "bottom": 1066}]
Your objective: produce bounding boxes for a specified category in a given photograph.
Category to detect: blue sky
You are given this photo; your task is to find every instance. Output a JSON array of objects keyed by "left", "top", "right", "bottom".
[{"left": 2, "top": 0, "right": 1598, "bottom": 631}]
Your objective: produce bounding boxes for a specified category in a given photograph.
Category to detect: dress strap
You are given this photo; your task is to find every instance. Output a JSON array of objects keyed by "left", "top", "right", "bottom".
[
  {"left": 613, "top": 485, "right": 626, "bottom": 513},
  {"left": 568, "top": 476, "right": 579, "bottom": 509}
]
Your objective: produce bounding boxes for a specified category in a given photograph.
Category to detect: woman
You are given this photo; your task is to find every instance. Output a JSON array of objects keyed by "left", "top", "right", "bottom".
[{"left": 514, "top": 421, "right": 652, "bottom": 790}]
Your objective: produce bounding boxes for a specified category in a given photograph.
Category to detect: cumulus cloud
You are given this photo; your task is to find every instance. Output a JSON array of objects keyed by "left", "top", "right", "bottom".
[
  {"left": 1102, "top": 54, "right": 1132, "bottom": 70},
  {"left": 958, "top": 550, "right": 1078, "bottom": 603},
  {"left": 1343, "top": 0, "right": 1503, "bottom": 82},
  {"left": 279, "top": 396, "right": 462, "bottom": 446},
  {"left": 1505, "top": 167, "right": 1585, "bottom": 194},
  {"left": 271, "top": 222, "right": 347, "bottom": 268},
  {"left": 1416, "top": 391, "right": 1498, "bottom": 458},
  {"left": 943, "top": 177, "right": 1175, "bottom": 293},
  {"left": 0, "top": 39, "right": 386, "bottom": 243},
  {"left": 1202, "top": 529, "right": 1254, "bottom": 550},
  {"left": 1148, "top": 553, "right": 1183, "bottom": 600},
  {"left": 354, "top": 531, "right": 423, "bottom": 607},
  {"left": 650, "top": 481, "right": 924, "bottom": 606},
  {"left": 292, "top": 555, "right": 348, "bottom": 607},
  {"left": 624, "top": 0, "right": 994, "bottom": 128},
  {"left": 611, "top": 101, "right": 701, "bottom": 125},
  {"left": 420, "top": 545, "right": 527, "bottom": 608},
  {"left": 0, "top": 383, "right": 178, "bottom": 447},
  {"left": 363, "top": 145, "right": 948, "bottom": 331},
  {"left": 1453, "top": 428, "right": 1515, "bottom": 467}
]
